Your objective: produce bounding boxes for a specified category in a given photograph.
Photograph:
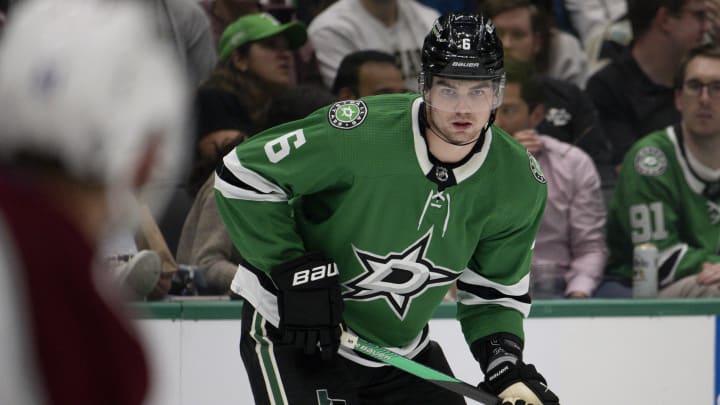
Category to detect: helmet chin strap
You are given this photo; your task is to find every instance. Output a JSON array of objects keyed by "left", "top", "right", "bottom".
[{"left": 425, "top": 105, "right": 496, "bottom": 147}]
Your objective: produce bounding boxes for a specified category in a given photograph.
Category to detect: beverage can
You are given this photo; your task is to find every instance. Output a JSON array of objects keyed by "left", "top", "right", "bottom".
[{"left": 633, "top": 243, "right": 659, "bottom": 298}]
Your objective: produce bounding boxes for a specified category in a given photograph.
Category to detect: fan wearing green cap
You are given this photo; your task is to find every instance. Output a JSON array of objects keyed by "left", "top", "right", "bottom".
[
  {"left": 218, "top": 12, "right": 306, "bottom": 63},
  {"left": 193, "top": 13, "right": 308, "bottom": 176}
]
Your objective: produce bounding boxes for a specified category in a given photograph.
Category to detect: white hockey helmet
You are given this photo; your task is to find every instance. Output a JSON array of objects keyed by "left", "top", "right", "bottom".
[{"left": 0, "top": 0, "right": 189, "bottom": 207}]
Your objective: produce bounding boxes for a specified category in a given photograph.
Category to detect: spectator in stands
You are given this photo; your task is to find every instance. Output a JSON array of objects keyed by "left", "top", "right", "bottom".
[
  {"left": 542, "top": 0, "right": 630, "bottom": 77},
  {"left": 191, "top": 13, "right": 307, "bottom": 198},
  {"left": 548, "top": 0, "right": 627, "bottom": 49},
  {"left": 479, "top": 0, "right": 589, "bottom": 88},
  {"left": 584, "top": 10, "right": 632, "bottom": 78},
  {"left": 585, "top": 0, "right": 711, "bottom": 168},
  {"left": 480, "top": 0, "right": 612, "bottom": 193},
  {"left": 151, "top": 0, "right": 218, "bottom": 86},
  {"left": 177, "top": 150, "right": 243, "bottom": 295},
  {"left": 0, "top": 0, "right": 188, "bottom": 403},
  {"left": 198, "top": 0, "right": 322, "bottom": 84},
  {"left": 598, "top": 44, "right": 720, "bottom": 298},
  {"left": 195, "top": 13, "right": 306, "bottom": 164},
  {"left": 199, "top": 0, "right": 262, "bottom": 46},
  {"left": 496, "top": 60, "right": 607, "bottom": 299},
  {"left": 308, "top": 0, "right": 438, "bottom": 90},
  {"left": 174, "top": 13, "right": 307, "bottom": 256},
  {"left": 331, "top": 50, "right": 408, "bottom": 100},
  {"left": 178, "top": 84, "right": 335, "bottom": 295}
]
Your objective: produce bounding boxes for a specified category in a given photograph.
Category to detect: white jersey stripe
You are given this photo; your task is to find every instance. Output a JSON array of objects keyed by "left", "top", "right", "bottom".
[
  {"left": 667, "top": 126, "right": 704, "bottom": 194},
  {"left": 453, "top": 127, "right": 493, "bottom": 183},
  {"left": 220, "top": 151, "right": 288, "bottom": 198},
  {"left": 457, "top": 270, "right": 530, "bottom": 296},
  {"left": 230, "top": 263, "right": 280, "bottom": 327},
  {"left": 214, "top": 173, "right": 287, "bottom": 202},
  {"left": 658, "top": 243, "right": 688, "bottom": 287},
  {"left": 455, "top": 295, "right": 532, "bottom": 317}
]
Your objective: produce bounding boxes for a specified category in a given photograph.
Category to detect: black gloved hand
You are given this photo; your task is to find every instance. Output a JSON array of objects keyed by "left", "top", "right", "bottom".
[
  {"left": 472, "top": 333, "right": 559, "bottom": 405},
  {"left": 482, "top": 360, "right": 559, "bottom": 405},
  {"left": 270, "top": 252, "right": 344, "bottom": 359}
]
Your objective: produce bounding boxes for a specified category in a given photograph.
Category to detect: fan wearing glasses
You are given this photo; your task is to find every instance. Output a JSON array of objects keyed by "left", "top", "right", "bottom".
[{"left": 598, "top": 43, "right": 720, "bottom": 298}]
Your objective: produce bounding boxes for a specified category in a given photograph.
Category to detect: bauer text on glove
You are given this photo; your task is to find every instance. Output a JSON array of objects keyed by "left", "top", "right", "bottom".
[{"left": 270, "top": 252, "right": 344, "bottom": 359}]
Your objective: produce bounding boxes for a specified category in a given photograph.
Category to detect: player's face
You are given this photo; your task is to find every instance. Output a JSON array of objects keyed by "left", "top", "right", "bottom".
[
  {"left": 245, "top": 35, "right": 294, "bottom": 88},
  {"left": 357, "top": 62, "right": 407, "bottom": 97},
  {"left": 495, "top": 82, "right": 532, "bottom": 135},
  {"left": 675, "top": 55, "right": 720, "bottom": 139},
  {"left": 491, "top": 7, "right": 539, "bottom": 63},
  {"left": 425, "top": 77, "right": 495, "bottom": 145}
]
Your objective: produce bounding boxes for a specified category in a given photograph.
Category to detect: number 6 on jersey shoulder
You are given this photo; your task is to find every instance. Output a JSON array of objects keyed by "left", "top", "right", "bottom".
[{"left": 264, "top": 129, "right": 306, "bottom": 163}]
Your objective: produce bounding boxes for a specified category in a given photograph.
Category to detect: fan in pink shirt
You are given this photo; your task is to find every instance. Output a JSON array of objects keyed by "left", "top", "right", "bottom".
[{"left": 496, "top": 60, "right": 608, "bottom": 298}]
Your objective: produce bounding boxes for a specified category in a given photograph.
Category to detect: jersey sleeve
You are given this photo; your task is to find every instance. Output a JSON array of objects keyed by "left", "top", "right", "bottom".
[
  {"left": 607, "top": 141, "right": 718, "bottom": 285},
  {"left": 455, "top": 151, "right": 548, "bottom": 344},
  {"left": 214, "top": 109, "right": 348, "bottom": 273}
]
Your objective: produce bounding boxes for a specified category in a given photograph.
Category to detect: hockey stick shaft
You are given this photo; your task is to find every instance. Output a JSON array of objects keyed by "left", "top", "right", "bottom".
[{"left": 340, "top": 331, "right": 501, "bottom": 405}]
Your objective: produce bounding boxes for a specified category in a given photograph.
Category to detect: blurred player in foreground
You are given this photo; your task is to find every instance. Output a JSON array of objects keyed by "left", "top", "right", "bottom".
[
  {"left": 215, "top": 11, "right": 559, "bottom": 405},
  {"left": 0, "top": 0, "right": 188, "bottom": 403}
]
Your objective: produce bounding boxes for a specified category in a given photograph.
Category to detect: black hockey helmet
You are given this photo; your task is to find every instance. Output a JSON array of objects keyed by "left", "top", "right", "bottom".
[
  {"left": 420, "top": 12, "right": 505, "bottom": 83},
  {"left": 419, "top": 13, "right": 506, "bottom": 113}
]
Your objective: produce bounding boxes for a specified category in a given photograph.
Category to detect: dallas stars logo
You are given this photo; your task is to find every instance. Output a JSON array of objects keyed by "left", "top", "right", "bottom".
[
  {"left": 328, "top": 100, "right": 367, "bottom": 129},
  {"left": 634, "top": 146, "right": 667, "bottom": 177},
  {"left": 344, "top": 230, "right": 458, "bottom": 320}
]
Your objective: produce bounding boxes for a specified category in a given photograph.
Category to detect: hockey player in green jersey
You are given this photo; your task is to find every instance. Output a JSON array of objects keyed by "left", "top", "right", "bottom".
[
  {"left": 599, "top": 43, "right": 720, "bottom": 298},
  {"left": 215, "top": 12, "right": 559, "bottom": 405}
]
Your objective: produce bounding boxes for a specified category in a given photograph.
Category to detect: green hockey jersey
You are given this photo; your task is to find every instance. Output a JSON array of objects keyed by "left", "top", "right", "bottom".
[
  {"left": 606, "top": 126, "right": 720, "bottom": 285},
  {"left": 215, "top": 93, "right": 547, "bottom": 354}
]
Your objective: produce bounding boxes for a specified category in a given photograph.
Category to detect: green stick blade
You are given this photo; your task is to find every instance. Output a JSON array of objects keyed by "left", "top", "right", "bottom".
[{"left": 340, "top": 332, "right": 501, "bottom": 405}]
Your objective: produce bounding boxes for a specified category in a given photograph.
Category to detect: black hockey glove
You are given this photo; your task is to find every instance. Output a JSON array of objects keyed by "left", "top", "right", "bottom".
[
  {"left": 472, "top": 333, "right": 559, "bottom": 405},
  {"left": 270, "top": 252, "right": 344, "bottom": 359}
]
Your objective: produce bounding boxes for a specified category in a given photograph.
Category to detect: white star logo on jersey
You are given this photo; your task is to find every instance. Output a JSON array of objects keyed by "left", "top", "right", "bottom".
[
  {"left": 340, "top": 106, "right": 355, "bottom": 120},
  {"left": 344, "top": 229, "right": 458, "bottom": 320}
]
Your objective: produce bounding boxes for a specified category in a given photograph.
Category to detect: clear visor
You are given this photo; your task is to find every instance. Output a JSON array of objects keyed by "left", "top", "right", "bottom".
[{"left": 420, "top": 73, "right": 506, "bottom": 113}]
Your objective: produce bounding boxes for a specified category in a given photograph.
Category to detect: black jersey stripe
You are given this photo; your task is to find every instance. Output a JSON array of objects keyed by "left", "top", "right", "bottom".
[
  {"left": 238, "top": 256, "right": 278, "bottom": 293},
  {"left": 456, "top": 281, "right": 532, "bottom": 304}
]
